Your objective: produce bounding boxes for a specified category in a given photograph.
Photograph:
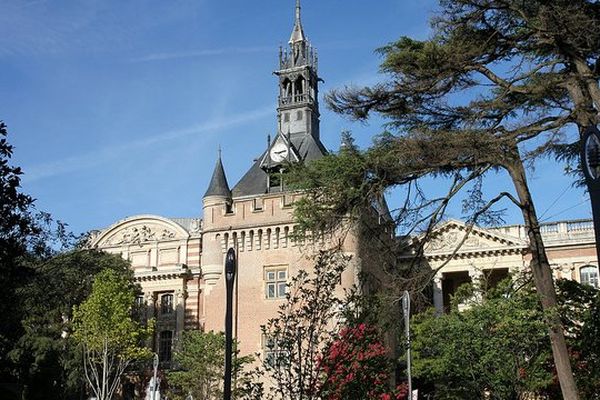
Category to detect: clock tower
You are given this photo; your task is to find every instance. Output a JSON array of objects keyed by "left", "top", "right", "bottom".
[
  {"left": 224, "top": 0, "right": 327, "bottom": 198},
  {"left": 276, "top": 0, "right": 321, "bottom": 140}
]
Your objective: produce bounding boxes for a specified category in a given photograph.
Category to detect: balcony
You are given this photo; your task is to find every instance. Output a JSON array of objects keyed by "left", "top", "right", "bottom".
[{"left": 279, "top": 94, "right": 312, "bottom": 106}]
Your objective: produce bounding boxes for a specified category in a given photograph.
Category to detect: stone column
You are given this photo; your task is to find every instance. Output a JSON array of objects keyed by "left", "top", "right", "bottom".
[
  {"left": 468, "top": 268, "right": 484, "bottom": 289},
  {"left": 433, "top": 275, "right": 444, "bottom": 316},
  {"left": 466, "top": 269, "right": 484, "bottom": 308},
  {"left": 144, "top": 292, "right": 156, "bottom": 349},
  {"left": 175, "top": 288, "right": 186, "bottom": 340}
]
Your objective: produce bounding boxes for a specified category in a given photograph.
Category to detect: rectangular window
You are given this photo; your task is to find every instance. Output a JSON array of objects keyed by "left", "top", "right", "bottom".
[
  {"left": 297, "top": 110, "right": 303, "bottom": 121},
  {"left": 262, "top": 334, "right": 288, "bottom": 367},
  {"left": 253, "top": 198, "right": 264, "bottom": 211},
  {"left": 284, "top": 112, "right": 290, "bottom": 122},
  {"left": 265, "top": 267, "right": 288, "bottom": 299},
  {"left": 581, "top": 266, "right": 599, "bottom": 288}
]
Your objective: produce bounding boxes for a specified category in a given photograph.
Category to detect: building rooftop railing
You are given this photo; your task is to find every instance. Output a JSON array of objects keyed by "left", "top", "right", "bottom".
[{"left": 490, "top": 219, "right": 595, "bottom": 245}]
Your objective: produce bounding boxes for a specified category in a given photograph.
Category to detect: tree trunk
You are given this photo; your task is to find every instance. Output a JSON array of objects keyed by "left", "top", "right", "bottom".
[{"left": 505, "top": 154, "right": 580, "bottom": 400}]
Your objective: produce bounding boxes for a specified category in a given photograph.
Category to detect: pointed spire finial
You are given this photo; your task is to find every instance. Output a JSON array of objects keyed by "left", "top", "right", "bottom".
[
  {"left": 296, "top": 0, "right": 301, "bottom": 22},
  {"left": 289, "top": 0, "right": 306, "bottom": 44}
]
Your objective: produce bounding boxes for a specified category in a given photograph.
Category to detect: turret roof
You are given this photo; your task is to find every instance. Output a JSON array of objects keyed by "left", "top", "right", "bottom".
[{"left": 204, "top": 153, "right": 231, "bottom": 198}]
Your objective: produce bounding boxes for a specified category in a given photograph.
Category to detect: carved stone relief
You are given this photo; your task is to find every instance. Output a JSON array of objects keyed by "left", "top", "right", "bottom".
[
  {"left": 189, "top": 219, "right": 201, "bottom": 234},
  {"left": 427, "top": 229, "right": 495, "bottom": 252},
  {"left": 105, "top": 224, "right": 177, "bottom": 246}
]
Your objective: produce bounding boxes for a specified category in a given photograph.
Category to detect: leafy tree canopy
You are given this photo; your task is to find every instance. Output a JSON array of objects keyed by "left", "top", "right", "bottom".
[
  {"left": 166, "top": 330, "right": 261, "bottom": 400},
  {"left": 9, "top": 250, "right": 132, "bottom": 400},
  {"left": 0, "top": 121, "right": 75, "bottom": 398},
  {"left": 412, "top": 277, "right": 600, "bottom": 399},
  {"left": 72, "top": 268, "right": 152, "bottom": 400}
]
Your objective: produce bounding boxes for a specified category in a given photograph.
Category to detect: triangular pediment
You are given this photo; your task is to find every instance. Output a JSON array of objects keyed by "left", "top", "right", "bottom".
[{"left": 422, "top": 219, "right": 527, "bottom": 256}]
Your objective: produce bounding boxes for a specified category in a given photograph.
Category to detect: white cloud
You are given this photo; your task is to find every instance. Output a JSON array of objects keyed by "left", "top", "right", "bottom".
[
  {"left": 22, "top": 104, "right": 274, "bottom": 183},
  {"left": 130, "top": 46, "right": 274, "bottom": 62}
]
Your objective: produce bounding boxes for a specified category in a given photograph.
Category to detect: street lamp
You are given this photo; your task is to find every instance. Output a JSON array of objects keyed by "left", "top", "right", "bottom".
[
  {"left": 224, "top": 248, "right": 237, "bottom": 400},
  {"left": 152, "top": 353, "right": 159, "bottom": 400},
  {"left": 581, "top": 126, "right": 600, "bottom": 263},
  {"left": 402, "top": 291, "right": 413, "bottom": 399}
]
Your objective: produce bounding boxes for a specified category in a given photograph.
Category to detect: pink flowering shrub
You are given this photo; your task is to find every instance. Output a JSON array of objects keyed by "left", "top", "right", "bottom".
[{"left": 318, "top": 323, "right": 408, "bottom": 400}]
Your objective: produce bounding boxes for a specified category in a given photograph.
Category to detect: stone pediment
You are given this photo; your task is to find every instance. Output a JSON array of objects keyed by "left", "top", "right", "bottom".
[
  {"left": 92, "top": 215, "right": 191, "bottom": 248},
  {"left": 423, "top": 219, "right": 526, "bottom": 256}
]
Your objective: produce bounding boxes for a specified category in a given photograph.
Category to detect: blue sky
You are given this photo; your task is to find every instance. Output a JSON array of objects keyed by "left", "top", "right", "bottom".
[{"left": 0, "top": 0, "right": 592, "bottom": 235}]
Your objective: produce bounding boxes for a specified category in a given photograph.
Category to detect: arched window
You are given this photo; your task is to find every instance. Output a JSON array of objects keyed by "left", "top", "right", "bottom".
[
  {"left": 580, "top": 265, "right": 599, "bottom": 288},
  {"left": 283, "top": 226, "right": 290, "bottom": 248},
  {"left": 160, "top": 293, "right": 173, "bottom": 315},
  {"left": 159, "top": 330, "right": 173, "bottom": 362},
  {"left": 266, "top": 228, "right": 272, "bottom": 249},
  {"left": 249, "top": 230, "right": 254, "bottom": 251},
  {"left": 295, "top": 76, "right": 305, "bottom": 95},
  {"left": 282, "top": 78, "right": 292, "bottom": 97},
  {"left": 257, "top": 229, "right": 263, "bottom": 250}
]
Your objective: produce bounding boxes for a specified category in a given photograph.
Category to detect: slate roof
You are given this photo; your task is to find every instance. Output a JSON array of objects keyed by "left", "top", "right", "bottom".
[
  {"left": 204, "top": 156, "right": 231, "bottom": 198},
  {"left": 231, "top": 134, "right": 327, "bottom": 198}
]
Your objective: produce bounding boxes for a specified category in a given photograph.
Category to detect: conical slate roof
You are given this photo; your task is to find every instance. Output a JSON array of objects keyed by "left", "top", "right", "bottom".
[{"left": 204, "top": 155, "right": 231, "bottom": 198}]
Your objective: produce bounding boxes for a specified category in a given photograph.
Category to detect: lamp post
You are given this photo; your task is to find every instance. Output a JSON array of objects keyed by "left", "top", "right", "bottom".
[
  {"left": 402, "top": 291, "right": 412, "bottom": 399},
  {"left": 152, "top": 353, "right": 159, "bottom": 400},
  {"left": 224, "top": 248, "right": 237, "bottom": 400},
  {"left": 581, "top": 126, "right": 600, "bottom": 263}
]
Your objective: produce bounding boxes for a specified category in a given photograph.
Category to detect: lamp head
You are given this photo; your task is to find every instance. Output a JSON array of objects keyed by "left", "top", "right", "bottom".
[
  {"left": 583, "top": 126, "right": 600, "bottom": 182},
  {"left": 225, "top": 248, "right": 236, "bottom": 281}
]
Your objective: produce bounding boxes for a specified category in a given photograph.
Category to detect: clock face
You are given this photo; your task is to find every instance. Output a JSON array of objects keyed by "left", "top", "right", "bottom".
[{"left": 270, "top": 142, "right": 289, "bottom": 163}]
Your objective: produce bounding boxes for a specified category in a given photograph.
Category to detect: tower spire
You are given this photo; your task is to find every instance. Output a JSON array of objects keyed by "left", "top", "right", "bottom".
[
  {"left": 289, "top": 0, "right": 306, "bottom": 44},
  {"left": 204, "top": 150, "right": 231, "bottom": 199},
  {"left": 296, "top": 0, "right": 301, "bottom": 22}
]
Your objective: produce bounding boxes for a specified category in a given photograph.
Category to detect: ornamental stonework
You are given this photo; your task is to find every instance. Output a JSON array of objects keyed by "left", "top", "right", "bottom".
[{"left": 104, "top": 224, "right": 177, "bottom": 246}]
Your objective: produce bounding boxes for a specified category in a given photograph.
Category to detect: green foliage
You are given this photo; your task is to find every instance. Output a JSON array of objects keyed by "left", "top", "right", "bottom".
[
  {"left": 73, "top": 268, "right": 151, "bottom": 359},
  {"left": 166, "top": 330, "right": 261, "bottom": 400},
  {"left": 8, "top": 250, "right": 133, "bottom": 399},
  {"left": 411, "top": 277, "right": 600, "bottom": 399},
  {"left": 287, "top": 143, "right": 371, "bottom": 235},
  {"left": 73, "top": 268, "right": 152, "bottom": 400},
  {"left": 557, "top": 280, "right": 600, "bottom": 399},
  {"left": 0, "top": 121, "right": 76, "bottom": 399},
  {"left": 412, "top": 279, "right": 553, "bottom": 399}
]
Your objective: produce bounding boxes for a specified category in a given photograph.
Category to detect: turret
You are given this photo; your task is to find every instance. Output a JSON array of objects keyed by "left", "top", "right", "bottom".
[{"left": 202, "top": 151, "right": 232, "bottom": 289}]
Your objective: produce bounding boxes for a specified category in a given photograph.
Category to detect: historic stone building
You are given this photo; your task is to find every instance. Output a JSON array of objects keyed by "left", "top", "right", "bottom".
[
  {"left": 90, "top": 0, "right": 363, "bottom": 364},
  {"left": 420, "top": 219, "right": 599, "bottom": 314},
  {"left": 90, "top": 1, "right": 599, "bottom": 367}
]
